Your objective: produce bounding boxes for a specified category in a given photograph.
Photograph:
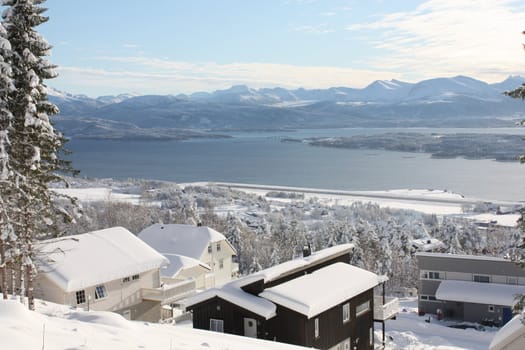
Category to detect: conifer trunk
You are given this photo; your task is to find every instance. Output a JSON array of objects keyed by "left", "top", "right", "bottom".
[
  {"left": 0, "top": 239, "right": 7, "bottom": 299},
  {"left": 9, "top": 262, "right": 14, "bottom": 295},
  {"left": 26, "top": 264, "right": 34, "bottom": 310}
]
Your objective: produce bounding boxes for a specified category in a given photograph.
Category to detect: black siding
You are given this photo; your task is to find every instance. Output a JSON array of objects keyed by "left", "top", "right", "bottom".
[
  {"left": 189, "top": 297, "right": 269, "bottom": 338},
  {"left": 268, "top": 288, "right": 374, "bottom": 350}
]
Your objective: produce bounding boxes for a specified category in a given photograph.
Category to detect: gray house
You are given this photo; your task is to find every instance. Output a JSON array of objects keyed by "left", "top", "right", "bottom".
[{"left": 416, "top": 252, "right": 525, "bottom": 326}]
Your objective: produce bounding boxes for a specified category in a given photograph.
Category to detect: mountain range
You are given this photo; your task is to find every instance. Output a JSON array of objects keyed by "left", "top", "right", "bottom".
[{"left": 49, "top": 75, "right": 525, "bottom": 140}]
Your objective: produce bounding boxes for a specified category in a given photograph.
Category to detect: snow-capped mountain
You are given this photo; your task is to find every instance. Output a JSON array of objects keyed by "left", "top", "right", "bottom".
[
  {"left": 48, "top": 75, "right": 525, "bottom": 139},
  {"left": 490, "top": 75, "right": 525, "bottom": 93},
  {"left": 406, "top": 75, "right": 498, "bottom": 101}
]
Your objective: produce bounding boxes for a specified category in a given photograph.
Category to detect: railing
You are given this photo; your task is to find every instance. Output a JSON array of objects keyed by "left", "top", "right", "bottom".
[
  {"left": 373, "top": 295, "right": 399, "bottom": 321},
  {"left": 141, "top": 279, "right": 196, "bottom": 304}
]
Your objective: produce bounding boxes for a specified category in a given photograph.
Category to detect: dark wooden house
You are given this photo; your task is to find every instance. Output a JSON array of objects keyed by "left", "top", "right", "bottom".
[{"left": 184, "top": 244, "right": 387, "bottom": 350}]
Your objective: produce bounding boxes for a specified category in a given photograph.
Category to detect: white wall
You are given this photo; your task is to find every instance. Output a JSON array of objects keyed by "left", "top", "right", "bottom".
[
  {"left": 35, "top": 269, "right": 161, "bottom": 313},
  {"left": 201, "top": 239, "right": 237, "bottom": 287}
]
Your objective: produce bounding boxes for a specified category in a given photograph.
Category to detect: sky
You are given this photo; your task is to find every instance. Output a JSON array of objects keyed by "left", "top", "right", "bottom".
[{"left": 25, "top": 0, "right": 525, "bottom": 97}]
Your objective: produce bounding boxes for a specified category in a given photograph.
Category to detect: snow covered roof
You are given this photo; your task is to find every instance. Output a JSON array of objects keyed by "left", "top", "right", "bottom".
[
  {"left": 161, "top": 253, "right": 210, "bottom": 278},
  {"left": 256, "top": 243, "right": 354, "bottom": 284},
  {"left": 36, "top": 227, "right": 169, "bottom": 292},
  {"left": 260, "top": 262, "right": 381, "bottom": 318},
  {"left": 415, "top": 252, "right": 508, "bottom": 262},
  {"left": 183, "top": 276, "right": 277, "bottom": 320},
  {"left": 435, "top": 280, "right": 525, "bottom": 306},
  {"left": 489, "top": 313, "right": 525, "bottom": 350},
  {"left": 138, "top": 223, "right": 235, "bottom": 261},
  {"left": 183, "top": 244, "right": 359, "bottom": 319}
]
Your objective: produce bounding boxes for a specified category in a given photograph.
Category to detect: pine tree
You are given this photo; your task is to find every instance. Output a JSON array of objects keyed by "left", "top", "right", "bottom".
[
  {"left": 0, "top": 21, "right": 15, "bottom": 300},
  {"left": 506, "top": 31, "right": 525, "bottom": 100},
  {"left": 2, "top": 0, "right": 76, "bottom": 309}
]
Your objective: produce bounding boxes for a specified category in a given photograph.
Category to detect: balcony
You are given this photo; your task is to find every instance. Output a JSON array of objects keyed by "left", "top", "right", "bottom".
[
  {"left": 141, "top": 279, "right": 196, "bottom": 304},
  {"left": 374, "top": 295, "right": 399, "bottom": 321}
]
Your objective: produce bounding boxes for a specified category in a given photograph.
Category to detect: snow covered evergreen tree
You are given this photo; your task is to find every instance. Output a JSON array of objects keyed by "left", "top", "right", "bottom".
[
  {"left": 0, "top": 21, "right": 15, "bottom": 300},
  {"left": 1, "top": 0, "right": 76, "bottom": 309}
]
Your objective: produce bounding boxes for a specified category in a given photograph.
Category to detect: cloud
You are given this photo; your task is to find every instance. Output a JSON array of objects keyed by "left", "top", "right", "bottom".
[
  {"left": 292, "top": 24, "right": 335, "bottom": 34},
  {"left": 123, "top": 43, "right": 140, "bottom": 49},
  {"left": 346, "top": 0, "right": 525, "bottom": 82},
  {"left": 53, "top": 59, "right": 400, "bottom": 96}
]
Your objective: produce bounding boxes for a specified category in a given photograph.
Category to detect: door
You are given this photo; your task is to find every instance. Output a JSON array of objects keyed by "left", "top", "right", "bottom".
[
  {"left": 244, "top": 318, "right": 257, "bottom": 338},
  {"left": 502, "top": 307, "right": 513, "bottom": 325}
]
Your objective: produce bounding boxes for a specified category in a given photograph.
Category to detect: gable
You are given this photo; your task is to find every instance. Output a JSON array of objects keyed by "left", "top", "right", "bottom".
[{"left": 139, "top": 223, "right": 231, "bottom": 260}]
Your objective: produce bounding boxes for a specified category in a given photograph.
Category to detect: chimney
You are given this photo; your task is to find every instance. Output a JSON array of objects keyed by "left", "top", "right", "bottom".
[{"left": 303, "top": 243, "right": 311, "bottom": 257}]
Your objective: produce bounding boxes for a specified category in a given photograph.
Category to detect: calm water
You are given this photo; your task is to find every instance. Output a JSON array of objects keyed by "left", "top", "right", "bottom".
[{"left": 66, "top": 128, "right": 525, "bottom": 202}]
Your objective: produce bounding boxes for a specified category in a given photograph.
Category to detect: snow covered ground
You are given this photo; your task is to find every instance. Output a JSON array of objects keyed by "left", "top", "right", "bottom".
[
  {"left": 379, "top": 298, "right": 497, "bottom": 350},
  {"left": 0, "top": 297, "right": 498, "bottom": 349},
  {"left": 184, "top": 182, "right": 521, "bottom": 226},
  {"left": 52, "top": 187, "right": 142, "bottom": 204},
  {"left": 0, "top": 298, "right": 308, "bottom": 350}
]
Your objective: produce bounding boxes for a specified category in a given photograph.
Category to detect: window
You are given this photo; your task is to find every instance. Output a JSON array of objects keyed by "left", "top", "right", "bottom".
[
  {"left": 95, "top": 285, "right": 107, "bottom": 300},
  {"left": 210, "top": 318, "right": 224, "bottom": 332},
  {"left": 420, "top": 295, "right": 438, "bottom": 302},
  {"left": 422, "top": 271, "right": 443, "bottom": 279},
  {"left": 132, "top": 274, "right": 140, "bottom": 281},
  {"left": 356, "top": 300, "right": 370, "bottom": 316},
  {"left": 216, "top": 242, "right": 221, "bottom": 252},
  {"left": 219, "top": 259, "right": 224, "bottom": 269},
  {"left": 488, "top": 305, "right": 495, "bottom": 313},
  {"left": 428, "top": 271, "right": 442, "bottom": 279},
  {"left": 342, "top": 303, "right": 350, "bottom": 323},
  {"left": 370, "top": 327, "right": 373, "bottom": 346},
  {"left": 473, "top": 275, "right": 490, "bottom": 283},
  {"left": 122, "top": 276, "right": 130, "bottom": 283},
  {"left": 507, "top": 277, "right": 518, "bottom": 285},
  {"left": 314, "top": 318, "right": 319, "bottom": 338},
  {"left": 428, "top": 296, "right": 437, "bottom": 301},
  {"left": 208, "top": 244, "right": 212, "bottom": 254},
  {"left": 420, "top": 295, "right": 428, "bottom": 300},
  {"left": 75, "top": 290, "right": 86, "bottom": 305}
]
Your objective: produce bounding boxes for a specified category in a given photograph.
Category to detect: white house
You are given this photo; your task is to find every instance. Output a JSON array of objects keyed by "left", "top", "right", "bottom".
[
  {"left": 138, "top": 224, "right": 238, "bottom": 288},
  {"left": 34, "top": 227, "right": 170, "bottom": 322}
]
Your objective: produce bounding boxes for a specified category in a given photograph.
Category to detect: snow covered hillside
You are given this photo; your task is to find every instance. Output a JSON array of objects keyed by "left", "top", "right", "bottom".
[
  {"left": 0, "top": 298, "right": 308, "bottom": 350},
  {"left": 0, "top": 297, "right": 497, "bottom": 349}
]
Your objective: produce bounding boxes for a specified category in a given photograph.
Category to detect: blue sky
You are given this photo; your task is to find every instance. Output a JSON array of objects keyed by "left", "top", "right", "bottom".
[{"left": 31, "top": 0, "right": 525, "bottom": 96}]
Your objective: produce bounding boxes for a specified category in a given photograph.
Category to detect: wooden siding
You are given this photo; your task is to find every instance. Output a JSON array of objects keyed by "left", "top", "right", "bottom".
[
  {"left": 189, "top": 287, "right": 374, "bottom": 350},
  {"left": 190, "top": 296, "right": 269, "bottom": 338}
]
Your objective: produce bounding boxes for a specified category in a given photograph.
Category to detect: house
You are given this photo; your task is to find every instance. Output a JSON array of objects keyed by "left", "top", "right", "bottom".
[
  {"left": 489, "top": 312, "right": 525, "bottom": 350},
  {"left": 183, "top": 244, "right": 398, "bottom": 350},
  {"left": 138, "top": 223, "right": 238, "bottom": 288},
  {"left": 34, "top": 227, "right": 175, "bottom": 322},
  {"left": 416, "top": 252, "right": 525, "bottom": 326}
]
